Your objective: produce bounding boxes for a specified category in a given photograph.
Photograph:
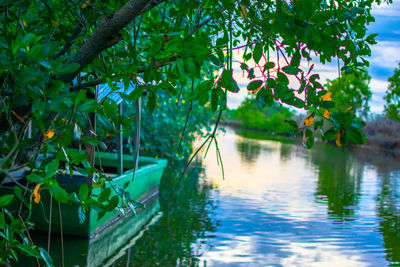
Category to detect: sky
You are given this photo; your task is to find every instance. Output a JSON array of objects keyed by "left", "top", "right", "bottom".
[{"left": 227, "top": 1, "right": 400, "bottom": 114}]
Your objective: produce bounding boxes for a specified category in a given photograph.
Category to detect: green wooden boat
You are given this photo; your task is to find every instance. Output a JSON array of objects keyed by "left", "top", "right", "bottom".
[
  {"left": 1, "top": 151, "right": 167, "bottom": 239},
  {"left": 36, "top": 151, "right": 167, "bottom": 238}
]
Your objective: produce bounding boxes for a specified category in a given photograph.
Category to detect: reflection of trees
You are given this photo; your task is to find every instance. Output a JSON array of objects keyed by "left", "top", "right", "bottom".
[
  {"left": 279, "top": 143, "right": 293, "bottom": 162},
  {"left": 235, "top": 137, "right": 261, "bottom": 164},
  {"left": 312, "top": 144, "right": 363, "bottom": 219},
  {"left": 377, "top": 172, "right": 400, "bottom": 265},
  {"left": 113, "top": 160, "right": 218, "bottom": 266}
]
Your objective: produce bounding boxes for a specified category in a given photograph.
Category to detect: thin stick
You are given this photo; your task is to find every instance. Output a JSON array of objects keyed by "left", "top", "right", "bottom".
[
  {"left": 18, "top": 214, "right": 40, "bottom": 267},
  {"left": 47, "top": 196, "right": 52, "bottom": 252},
  {"left": 178, "top": 79, "right": 194, "bottom": 153},
  {"left": 172, "top": 109, "right": 223, "bottom": 195},
  {"left": 58, "top": 202, "right": 64, "bottom": 267}
]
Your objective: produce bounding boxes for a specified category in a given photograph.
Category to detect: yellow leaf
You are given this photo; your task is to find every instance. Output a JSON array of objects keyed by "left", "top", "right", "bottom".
[
  {"left": 181, "top": 100, "right": 186, "bottom": 104},
  {"left": 53, "top": 20, "right": 60, "bottom": 28},
  {"left": 336, "top": 130, "right": 342, "bottom": 147},
  {"left": 344, "top": 106, "right": 352, "bottom": 112},
  {"left": 44, "top": 128, "right": 55, "bottom": 140},
  {"left": 304, "top": 114, "right": 314, "bottom": 127},
  {"left": 240, "top": 5, "right": 248, "bottom": 21},
  {"left": 61, "top": 118, "right": 68, "bottom": 123},
  {"left": 92, "top": 182, "right": 102, "bottom": 188},
  {"left": 33, "top": 183, "right": 43, "bottom": 204},
  {"left": 323, "top": 109, "right": 330, "bottom": 119},
  {"left": 81, "top": 1, "right": 89, "bottom": 9},
  {"left": 321, "top": 92, "right": 332, "bottom": 101},
  {"left": 23, "top": 21, "right": 27, "bottom": 27}
]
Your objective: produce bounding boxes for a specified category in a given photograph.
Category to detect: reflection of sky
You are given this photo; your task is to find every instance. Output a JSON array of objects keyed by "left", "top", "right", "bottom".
[
  {"left": 197, "top": 128, "right": 391, "bottom": 266},
  {"left": 227, "top": 2, "right": 400, "bottom": 114}
]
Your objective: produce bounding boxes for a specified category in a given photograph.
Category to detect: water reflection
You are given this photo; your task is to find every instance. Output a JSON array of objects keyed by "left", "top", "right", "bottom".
[
  {"left": 377, "top": 171, "right": 400, "bottom": 265},
  {"left": 112, "top": 161, "right": 218, "bottom": 266},
  {"left": 311, "top": 144, "right": 363, "bottom": 219},
  {"left": 235, "top": 137, "right": 261, "bottom": 164}
]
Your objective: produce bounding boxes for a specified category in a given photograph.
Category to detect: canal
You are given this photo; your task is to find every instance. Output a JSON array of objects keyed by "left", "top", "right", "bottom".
[
  {"left": 26, "top": 127, "right": 400, "bottom": 266},
  {"left": 112, "top": 127, "right": 400, "bottom": 266}
]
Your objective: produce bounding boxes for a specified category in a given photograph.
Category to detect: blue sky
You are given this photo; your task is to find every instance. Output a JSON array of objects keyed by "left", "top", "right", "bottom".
[{"left": 227, "top": 1, "right": 400, "bottom": 114}]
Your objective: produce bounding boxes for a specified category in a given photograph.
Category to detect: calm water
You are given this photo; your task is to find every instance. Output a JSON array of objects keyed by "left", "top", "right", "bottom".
[
  {"left": 32, "top": 127, "right": 400, "bottom": 266},
  {"left": 109, "top": 127, "right": 400, "bottom": 266}
]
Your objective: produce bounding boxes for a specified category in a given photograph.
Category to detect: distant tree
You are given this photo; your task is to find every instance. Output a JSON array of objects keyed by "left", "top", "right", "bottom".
[
  {"left": 235, "top": 97, "right": 294, "bottom": 134},
  {"left": 325, "top": 71, "right": 372, "bottom": 118},
  {"left": 385, "top": 62, "right": 400, "bottom": 122}
]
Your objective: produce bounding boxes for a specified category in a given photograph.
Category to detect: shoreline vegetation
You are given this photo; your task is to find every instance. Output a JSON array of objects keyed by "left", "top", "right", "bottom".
[{"left": 220, "top": 117, "right": 400, "bottom": 157}]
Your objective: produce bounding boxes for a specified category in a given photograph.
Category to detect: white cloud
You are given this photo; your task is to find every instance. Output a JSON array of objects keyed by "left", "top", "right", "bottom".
[
  {"left": 370, "top": 41, "right": 400, "bottom": 70},
  {"left": 370, "top": 79, "right": 389, "bottom": 94},
  {"left": 372, "top": 1, "right": 400, "bottom": 17}
]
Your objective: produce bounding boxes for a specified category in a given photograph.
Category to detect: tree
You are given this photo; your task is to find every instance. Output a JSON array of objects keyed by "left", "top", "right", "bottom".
[
  {"left": 385, "top": 61, "right": 400, "bottom": 122},
  {"left": 0, "top": 0, "right": 389, "bottom": 263},
  {"left": 325, "top": 71, "right": 372, "bottom": 118},
  {"left": 235, "top": 97, "right": 295, "bottom": 134}
]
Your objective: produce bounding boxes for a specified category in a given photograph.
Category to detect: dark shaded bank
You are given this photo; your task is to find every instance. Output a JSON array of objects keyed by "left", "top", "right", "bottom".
[{"left": 221, "top": 118, "right": 400, "bottom": 156}]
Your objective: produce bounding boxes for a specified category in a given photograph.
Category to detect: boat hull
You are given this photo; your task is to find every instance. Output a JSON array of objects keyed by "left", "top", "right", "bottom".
[{"left": 1, "top": 152, "right": 167, "bottom": 238}]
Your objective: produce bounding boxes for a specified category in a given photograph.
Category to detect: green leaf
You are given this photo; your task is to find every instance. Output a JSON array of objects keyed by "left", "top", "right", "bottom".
[
  {"left": 0, "top": 213, "right": 5, "bottom": 229},
  {"left": 16, "top": 244, "right": 41, "bottom": 258},
  {"left": 218, "top": 69, "right": 239, "bottom": 92},
  {"left": 147, "top": 91, "right": 156, "bottom": 112},
  {"left": 39, "top": 247, "right": 54, "bottom": 267},
  {"left": 45, "top": 159, "right": 59, "bottom": 178},
  {"left": 256, "top": 87, "right": 274, "bottom": 107},
  {"left": 15, "top": 69, "right": 44, "bottom": 86},
  {"left": 209, "top": 54, "right": 222, "bottom": 66},
  {"left": 14, "top": 186, "right": 24, "bottom": 201},
  {"left": 107, "top": 195, "right": 119, "bottom": 211},
  {"left": 309, "top": 74, "right": 319, "bottom": 83},
  {"left": 0, "top": 194, "right": 14, "bottom": 207},
  {"left": 264, "top": 62, "right": 275, "bottom": 70},
  {"left": 290, "top": 51, "right": 301, "bottom": 67},
  {"left": 97, "top": 114, "right": 115, "bottom": 133},
  {"left": 323, "top": 129, "right": 336, "bottom": 141},
  {"left": 79, "top": 99, "right": 98, "bottom": 113},
  {"left": 366, "top": 34, "right": 378, "bottom": 45},
  {"left": 282, "top": 65, "right": 300, "bottom": 75},
  {"left": 27, "top": 173, "right": 42, "bottom": 183},
  {"left": 253, "top": 44, "right": 262, "bottom": 64},
  {"left": 211, "top": 89, "right": 219, "bottom": 111},
  {"left": 321, "top": 101, "right": 335, "bottom": 109},
  {"left": 57, "top": 62, "right": 80, "bottom": 74},
  {"left": 277, "top": 72, "right": 289, "bottom": 86},
  {"left": 79, "top": 183, "right": 89, "bottom": 201},
  {"left": 306, "top": 135, "right": 315, "bottom": 148},
  {"left": 247, "top": 80, "right": 263, "bottom": 91},
  {"left": 49, "top": 185, "right": 71, "bottom": 204},
  {"left": 98, "top": 188, "right": 111, "bottom": 202}
]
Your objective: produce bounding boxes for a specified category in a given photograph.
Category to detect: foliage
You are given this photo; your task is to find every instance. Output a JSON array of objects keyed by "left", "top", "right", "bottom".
[
  {"left": 0, "top": 0, "right": 389, "bottom": 263},
  {"left": 134, "top": 91, "right": 212, "bottom": 160},
  {"left": 235, "top": 97, "right": 295, "bottom": 134},
  {"left": 385, "top": 61, "right": 400, "bottom": 122},
  {"left": 325, "top": 70, "right": 372, "bottom": 118}
]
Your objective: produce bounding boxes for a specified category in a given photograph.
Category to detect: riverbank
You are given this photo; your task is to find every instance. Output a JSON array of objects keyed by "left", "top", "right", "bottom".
[{"left": 221, "top": 119, "right": 400, "bottom": 156}]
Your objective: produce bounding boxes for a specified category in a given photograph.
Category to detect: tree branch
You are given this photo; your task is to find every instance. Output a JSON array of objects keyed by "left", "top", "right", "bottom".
[{"left": 57, "top": 0, "right": 165, "bottom": 83}]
